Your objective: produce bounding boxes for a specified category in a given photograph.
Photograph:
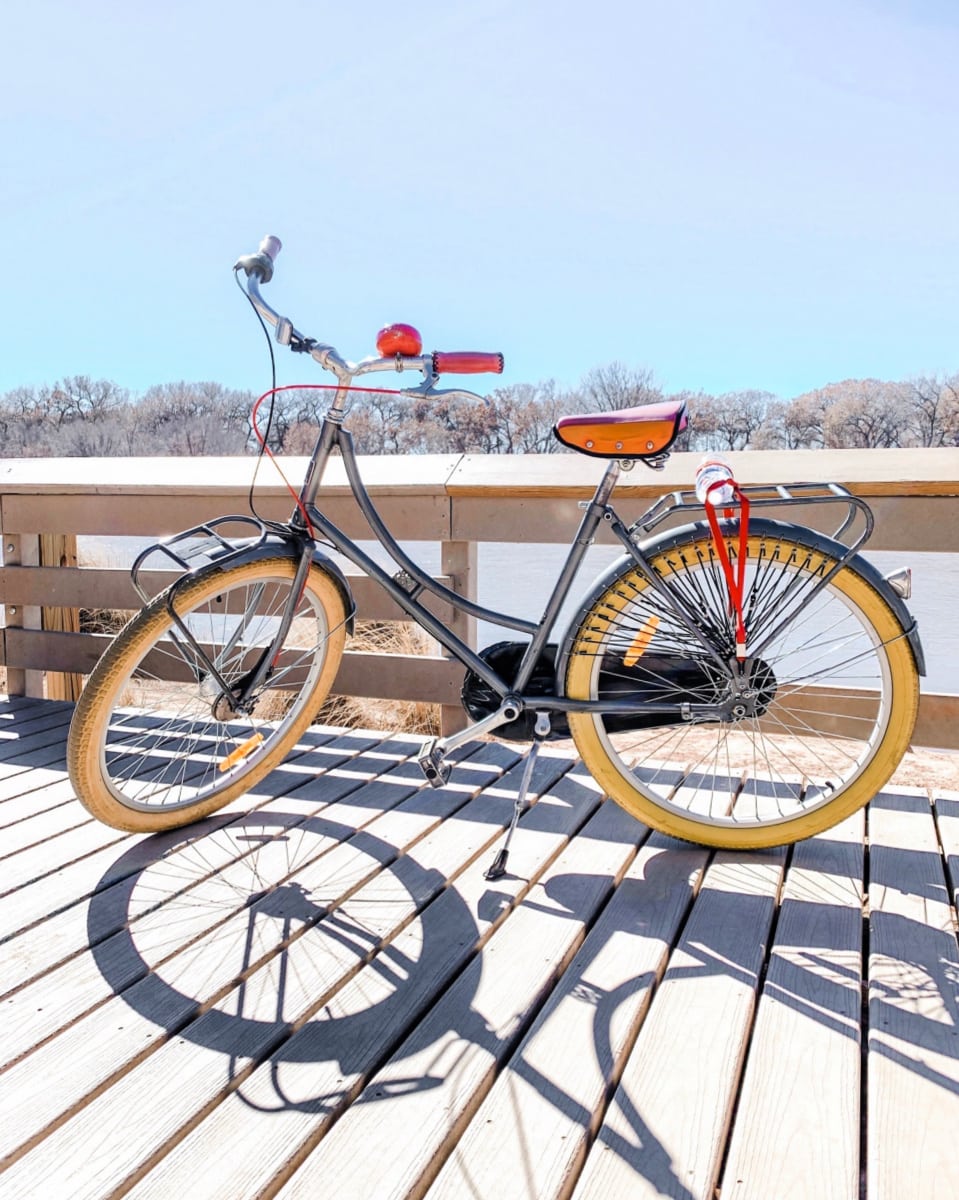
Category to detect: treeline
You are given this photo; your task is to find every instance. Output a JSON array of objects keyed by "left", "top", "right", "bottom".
[{"left": 3, "top": 366, "right": 958, "bottom": 458}]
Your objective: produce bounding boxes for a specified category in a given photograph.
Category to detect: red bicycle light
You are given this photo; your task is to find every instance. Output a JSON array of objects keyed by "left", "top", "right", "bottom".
[{"left": 376, "top": 323, "right": 423, "bottom": 357}]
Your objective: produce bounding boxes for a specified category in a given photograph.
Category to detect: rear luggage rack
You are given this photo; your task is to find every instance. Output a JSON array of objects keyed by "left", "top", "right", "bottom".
[{"left": 630, "top": 481, "right": 873, "bottom": 554}]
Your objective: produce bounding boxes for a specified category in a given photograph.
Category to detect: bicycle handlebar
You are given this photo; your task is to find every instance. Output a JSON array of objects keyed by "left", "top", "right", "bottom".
[
  {"left": 259, "top": 234, "right": 281, "bottom": 263},
  {"left": 234, "top": 234, "right": 282, "bottom": 285},
  {"left": 234, "top": 234, "right": 504, "bottom": 391}
]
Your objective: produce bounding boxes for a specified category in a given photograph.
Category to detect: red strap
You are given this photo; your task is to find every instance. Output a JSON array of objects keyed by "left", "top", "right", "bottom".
[{"left": 702, "top": 479, "right": 751, "bottom": 660}]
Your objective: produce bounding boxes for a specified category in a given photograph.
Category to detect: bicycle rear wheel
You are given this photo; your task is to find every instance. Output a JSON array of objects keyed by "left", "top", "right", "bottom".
[
  {"left": 68, "top": 556, "right": 348, "bottom": 832},
  {"left": 564, "top": 522, "right": 919, "bottom": 848}
]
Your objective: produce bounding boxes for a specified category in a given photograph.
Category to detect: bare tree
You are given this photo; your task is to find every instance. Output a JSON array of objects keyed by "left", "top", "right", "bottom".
[
  {"left": 486, "top": 380, "right": 568, "bottom": 453},
  {"left": 711, "top": 390, "right": 775, "bottom": 450},
  {"left": 38, "top": 376, "right": 128, "bottom": 427},
  {"left": 138, "top": 382, "right": 253, "bottom": 454},
  {"left": 779, "top": 390, "right": 828, "bottom": 449},
  {"left": 905, "top": 374, "right": 959, "bottom": 447},
  {"left": 3, "top": 362, "right": 959, "bottom": 459},
  {"left": 821, "top": 379, "right": 908, "bottom": 449},
  {"left": 578, "top": 362, "right": 662, "bottom": 412},
  {"left": 683, "top": 392, "right": 721, "bottom": 451}
]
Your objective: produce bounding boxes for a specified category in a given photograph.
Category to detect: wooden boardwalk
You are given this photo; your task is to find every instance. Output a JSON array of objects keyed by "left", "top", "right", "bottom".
[{"left": 1, "top": 695, "right": 958, "bottom": 1200}]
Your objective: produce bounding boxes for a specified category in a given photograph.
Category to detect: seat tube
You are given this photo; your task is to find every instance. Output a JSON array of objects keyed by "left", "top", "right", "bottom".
[{"left": 512, "top": 460, "right": 621, "bottom": 689}]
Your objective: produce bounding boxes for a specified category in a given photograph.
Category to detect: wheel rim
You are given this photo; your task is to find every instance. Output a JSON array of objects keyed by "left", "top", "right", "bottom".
[
  {"left": 96, "top": 571, "right": 332, "bottom": 813},
  {"left": 569, "top": 536, "right": 900, "bottom": 832}
]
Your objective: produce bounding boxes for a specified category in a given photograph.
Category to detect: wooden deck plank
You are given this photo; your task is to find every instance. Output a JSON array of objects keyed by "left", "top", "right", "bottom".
[
  {"left": 931, "top": 786, "right": 959, "bottom": 909},
  {"left": 0, "top": 728, "right": 377, "bottom": 946},
  {"left": 866, "top": 787, "right": 959, "bottom": 1200},
  {"left": 0, "top": 797, "right": 91, "bottom": 858},
  {"left": 719, "top": 811, "right": 865, "bottom": 1200},
  {"left": 0, "top": 714, "right": 73, "bottom": 763},
  {"left": 570, "top": 849, "right": 786, "bottom": 1200},
  {"left": 115, "top": 759, "right": 593, "bottom": 1200},
  {"left": 0, "top": 702, "right": 73, "bottom": 735},
  {"left": 0, "top": 755, "right": 582, "bottom": 1199},
  {"left": 0, "top": 813, "right": 130, "bottom": 897},
  {"left": 0, "top": 732, "right": 445, "bottom": 1060},
  {"left": 0, "top": 731, "right": 385, "bottom": 992},
  {"left": 0, "top": 742, "right": 79, "bottom": 800},
  {"left": 268, "top": 791, "right": 648, "bottom": 1200},
  {"left": 0, "top": 699, "right": 956, "bottom": 1200},
  {"left": 409, "top": 835, "right": 710, "bottom": 1200},
  {"left": 0, "top": 777, "right": 82, "bottom": 830},
  {"left": 0, "top": 740, "right": 515, "bottom": 1172}
]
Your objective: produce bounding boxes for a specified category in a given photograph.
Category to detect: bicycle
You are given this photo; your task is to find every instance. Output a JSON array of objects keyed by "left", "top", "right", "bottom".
[{"left": 66, "top": 235, "right": 925, "bottom": 874}]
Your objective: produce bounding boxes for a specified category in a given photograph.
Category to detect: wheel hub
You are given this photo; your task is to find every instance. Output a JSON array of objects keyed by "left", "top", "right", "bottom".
[
  {"left": 723, "top": 658, "right": 777, "bottom": 721},
  {"left": 212, "top": 693, "right": 241, "bottom": 721}
]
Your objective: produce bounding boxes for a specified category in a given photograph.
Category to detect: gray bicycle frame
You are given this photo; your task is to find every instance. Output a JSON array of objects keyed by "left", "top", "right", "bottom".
[
  {"left": 288, "top": 413, "right": 728, "bottom": 721},
  {"left": 238, "top": 266, "right": 730, "bottom": 723}
]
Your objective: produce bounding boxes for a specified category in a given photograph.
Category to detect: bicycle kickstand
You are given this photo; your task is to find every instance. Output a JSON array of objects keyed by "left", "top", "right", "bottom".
[{"left": 484, "top": 712, "right": 551, "bottom": 881}]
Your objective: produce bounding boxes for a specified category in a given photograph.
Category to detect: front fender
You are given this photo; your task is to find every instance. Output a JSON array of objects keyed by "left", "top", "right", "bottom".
[
  {"left": 555, "top": 517, "right": 925, "bottom": 690},
  {"left": 215, "top": 536, "right": 356, "bottom": 635}
]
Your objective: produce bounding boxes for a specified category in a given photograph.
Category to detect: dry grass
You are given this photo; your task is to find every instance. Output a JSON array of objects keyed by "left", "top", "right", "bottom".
[
  {"left": 79, "top": 607, "right": 135, "bottom": 636},
  {"left": 316, "top": 620, "right": 441, "bottom": 736},
  {"left": 889, "top": 744, "right": 959, "bottom": 791}
]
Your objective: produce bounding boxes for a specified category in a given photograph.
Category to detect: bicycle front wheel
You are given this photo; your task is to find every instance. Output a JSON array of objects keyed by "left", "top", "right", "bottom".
[
  {"left": 564, "top": 523, "right": 919, "bottom": 848},
  {"left": 68, "top": 556, "right": 348, "bottom": 832}
]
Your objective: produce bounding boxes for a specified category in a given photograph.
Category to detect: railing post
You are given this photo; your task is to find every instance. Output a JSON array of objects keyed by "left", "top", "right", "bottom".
[
  {"left": 1, "top": 531, "right": 43, "bottom": 698},
  {"left": 439, "top": 539, "right": 477, "bottom": 735},
  {"left": 41, "top": 533, "right": 83, "bottom": 701}
]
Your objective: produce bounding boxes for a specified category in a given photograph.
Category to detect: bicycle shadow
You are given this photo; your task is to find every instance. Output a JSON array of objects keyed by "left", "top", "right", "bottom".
[
  {"left": 84, "top": 741, "right": 575, "bottom": 1105},
  {"left": 81, "top": 769, "right": 959, "bottom": 1198}
]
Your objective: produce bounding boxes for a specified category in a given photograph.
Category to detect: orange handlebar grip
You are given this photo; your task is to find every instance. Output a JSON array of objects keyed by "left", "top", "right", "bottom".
[{"left": 431, "top": 351, "right": 504, "bottom": 375}]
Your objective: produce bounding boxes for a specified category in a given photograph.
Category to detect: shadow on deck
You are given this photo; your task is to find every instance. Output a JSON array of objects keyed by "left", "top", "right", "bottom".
[{"left": 1, "top": 695, "right": 958, "bottom": 1200}]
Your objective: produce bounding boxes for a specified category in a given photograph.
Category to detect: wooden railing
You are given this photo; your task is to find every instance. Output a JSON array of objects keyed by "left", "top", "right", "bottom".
[{"left": 0, "top": 447, "right": 956, "bottom": 746}]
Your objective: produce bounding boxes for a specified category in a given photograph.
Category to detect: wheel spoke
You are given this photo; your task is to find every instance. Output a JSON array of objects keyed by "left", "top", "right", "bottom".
[
  {"left": 565, "top": 528, "right": 917, "bottom": 847},
  {"left": 68, "top": 559, "right": 345, "bottom": 829}
]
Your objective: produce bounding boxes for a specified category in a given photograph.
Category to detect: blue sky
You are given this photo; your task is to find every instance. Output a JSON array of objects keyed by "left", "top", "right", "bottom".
[{"left": 4, "top": 0, "right": 958, "bottom": 401}]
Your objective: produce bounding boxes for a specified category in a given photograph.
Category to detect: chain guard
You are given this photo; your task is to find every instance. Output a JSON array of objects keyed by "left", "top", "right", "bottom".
[{"left": 461, "top": 642, "right": 570, "bottom": 741}]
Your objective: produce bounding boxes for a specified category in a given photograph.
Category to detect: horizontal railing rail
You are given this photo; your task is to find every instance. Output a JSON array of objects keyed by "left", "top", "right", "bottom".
[{"left": 0, "top": 447, "right": 956, "bottom": 745}]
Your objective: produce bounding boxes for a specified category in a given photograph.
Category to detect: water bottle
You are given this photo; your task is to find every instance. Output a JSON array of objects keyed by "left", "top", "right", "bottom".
[{"left": 694, "top": 455, "right": 735, "bottom": 506}]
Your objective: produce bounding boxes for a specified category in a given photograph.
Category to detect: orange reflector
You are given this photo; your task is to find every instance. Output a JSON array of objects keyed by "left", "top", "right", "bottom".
[
  {"left": 218, "top": 732, "right": 265, "bottom": 773},
  {"left": 623, "top": 615, "right": 660, "bottom": 667}
]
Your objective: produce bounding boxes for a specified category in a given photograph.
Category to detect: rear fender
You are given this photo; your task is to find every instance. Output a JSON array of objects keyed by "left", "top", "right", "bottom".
[{"left": 555, "top": 517, "right": 924, "bottom": 690}]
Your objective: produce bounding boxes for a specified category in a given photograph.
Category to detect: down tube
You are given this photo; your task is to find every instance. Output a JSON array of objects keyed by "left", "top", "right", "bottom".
[{"left": 303, "top": 504, "right": 525, "bottom": 696}]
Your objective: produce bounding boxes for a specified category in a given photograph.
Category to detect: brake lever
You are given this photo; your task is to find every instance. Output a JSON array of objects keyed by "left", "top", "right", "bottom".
[{"left": 400, "top": 382, "right": 491, "bottom": 405}]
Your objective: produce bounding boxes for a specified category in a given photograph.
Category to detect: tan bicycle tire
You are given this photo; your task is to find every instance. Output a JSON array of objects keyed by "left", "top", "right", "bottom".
[
  {"left": 68, "top": 556, "right": 347, "bottom": 833},
  {"left": 565, "top": 530, "right": 919, "bottom": 849}
]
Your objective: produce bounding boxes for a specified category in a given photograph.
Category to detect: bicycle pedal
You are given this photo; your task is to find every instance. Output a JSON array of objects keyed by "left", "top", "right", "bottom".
[{"left": 418, "top": 740, "right": 451, "bottom": 788}]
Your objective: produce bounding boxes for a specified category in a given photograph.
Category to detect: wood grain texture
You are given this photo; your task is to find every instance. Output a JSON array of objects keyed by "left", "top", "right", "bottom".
[
  {"left": 90, "top": 760, "right": 591, "bottom": 1200},
  {"left": 423, "top": 834, "right": 709, "bottom": 1200},
  {"left": 571, "top": 849, "right": 786, "bottom": 1200},
  {"left": 867, "top": 787, "right": 959, "bottom": 1200},
  {"left": 721, "top": 812, "right": 865, "bottom": 1200},
  {"left": 0, "top": 699, "right": 956, "bottom": 1200}
]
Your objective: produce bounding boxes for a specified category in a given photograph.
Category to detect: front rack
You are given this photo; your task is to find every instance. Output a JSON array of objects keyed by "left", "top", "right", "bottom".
[
  {"left": 130, "top": 515, "right": 273, "bottom": 605},
  {"left": 630, "top": 481, "right": 873, "bottom": 555}
]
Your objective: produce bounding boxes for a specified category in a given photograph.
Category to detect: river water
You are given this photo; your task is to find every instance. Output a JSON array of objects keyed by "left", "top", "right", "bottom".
[{"left": 82, "top": 536, "right": 957, "bottom": 696}]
